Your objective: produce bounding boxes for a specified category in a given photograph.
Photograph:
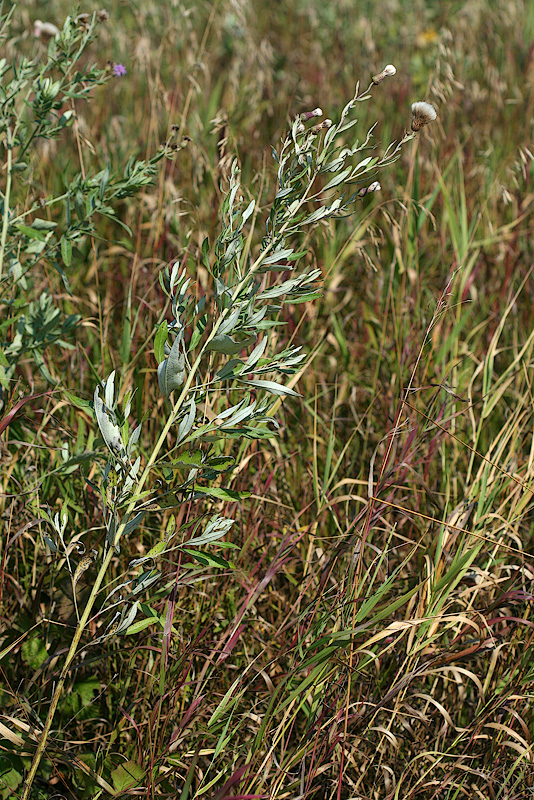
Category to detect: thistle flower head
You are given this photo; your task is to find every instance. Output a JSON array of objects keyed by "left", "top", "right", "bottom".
[
  {"left": 113, "top": 63, "right": 127, "bottom": 77},
  {"left": 372, "top": 64, "right": 397, "bottom": 85},
  {"left": 411, "top": 101, "right": 437, "bottom": 131}
]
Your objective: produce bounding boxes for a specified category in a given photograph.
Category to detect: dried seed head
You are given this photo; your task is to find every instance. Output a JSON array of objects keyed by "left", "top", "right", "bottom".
[
  {"left": 76, "top": 12, "right": 90, "bottom": 28},
  {"left": 33, "top": 20, "right": 60, "bottom": 40},
  {"left": 301, "top": 107, "right": 323, "bottom": 121},
  {"left": 411, "top": 101, "right": 437, "bottom": 131},
  {"left": 313, "top": 118, "right": 332, "bottom": 131},
  {"left": 372, "top": 64, "right": 397, "bottom": 84},
  {"left": 97, "top": 8, "right": 109, "bottom": 22}
]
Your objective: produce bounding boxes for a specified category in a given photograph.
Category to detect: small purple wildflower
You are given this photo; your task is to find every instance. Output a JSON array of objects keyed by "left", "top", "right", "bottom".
[{"left": 113, "top": 63, "right": 126, "bottom": 77}]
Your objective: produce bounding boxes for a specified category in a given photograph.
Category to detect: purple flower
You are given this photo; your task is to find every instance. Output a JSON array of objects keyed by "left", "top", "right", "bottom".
[{"left": 113, "top": 63, "right": 126, "bottom": 77}]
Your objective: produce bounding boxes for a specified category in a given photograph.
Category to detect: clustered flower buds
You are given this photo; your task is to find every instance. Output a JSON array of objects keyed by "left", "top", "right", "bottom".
[
  {"left": 358, "top": 181, "right": 381, "bottom": 197},
  {"left": 33, "top": 20, "right": 60, "bottom": 41},
  {"left": 372, "top": 64, "right": 397, "bottom": 85},
  {"left": 411, "top": 101, "right": 437, "bottom": 131}
]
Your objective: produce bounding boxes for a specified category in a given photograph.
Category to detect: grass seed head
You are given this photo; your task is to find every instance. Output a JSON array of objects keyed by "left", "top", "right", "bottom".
[{"left": 411, "top": 100, "right": 437, "bottom": 131}]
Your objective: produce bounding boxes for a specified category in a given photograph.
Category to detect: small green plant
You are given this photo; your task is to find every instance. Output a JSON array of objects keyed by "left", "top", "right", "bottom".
[
  {"left": 20, "top": 58, "right": 418, "bottom": 795},
  {"left": 0, "top": 5, "right": 166, "bottom": 401}
]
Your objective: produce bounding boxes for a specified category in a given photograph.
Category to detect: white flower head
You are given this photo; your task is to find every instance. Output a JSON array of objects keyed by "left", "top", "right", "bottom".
[
  {"left": 33, "top": 20, "right": 60, "bottom": 40},
  {"left": 411, "top": 101, "right": 437, "bottom": 131},
  {"left": 372, "top": 64, "right": 397, "bottom": 84}
]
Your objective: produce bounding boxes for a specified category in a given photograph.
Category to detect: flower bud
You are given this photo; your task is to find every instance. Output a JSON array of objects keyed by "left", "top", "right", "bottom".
[{"left": 372, "top": 64, "right": 397, "bottom": 84}]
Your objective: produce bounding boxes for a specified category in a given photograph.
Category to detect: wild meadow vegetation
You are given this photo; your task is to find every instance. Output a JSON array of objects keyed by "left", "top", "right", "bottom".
[{"left": 1, "top": 1, "right": 534, "bottom": 798}]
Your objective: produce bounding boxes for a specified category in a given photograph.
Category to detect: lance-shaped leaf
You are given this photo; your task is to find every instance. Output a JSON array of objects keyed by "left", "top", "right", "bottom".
[
  {"left": 94, "top": 382, "right": 124, "bottom": 455},
  {"left": 157, "top": 335, "right": 185, "bottom": 397},
  {"left": 240, "top": 378, "right": 301, "bottom": 396},
  {"left": 177, "top": 399, "right": 196, "bottom": 443},
  {"left": 206, "top": 333, "right": 256, "bottom": 355},
  {"left": 186, "top": 515, "right": 235, "bottom": 547},
  {"left": 113, "top": 601, "right": 140, "bottom": 636}
]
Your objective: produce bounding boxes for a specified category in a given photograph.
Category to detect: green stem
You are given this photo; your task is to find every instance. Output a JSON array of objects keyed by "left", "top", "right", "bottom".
[{"left": 0, "top": 127, "right": 13, "bottom": 282}]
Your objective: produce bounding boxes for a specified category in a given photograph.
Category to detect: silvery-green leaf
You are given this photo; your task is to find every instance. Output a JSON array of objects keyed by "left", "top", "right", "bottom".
[
  {"left": 220, "top": 399, "right": 256, "bottom": 427},
  {"left": 218, "top": 305, "right": 242, "bottom": 336},
  {"left": 123, "top": 390, "right": 133, "bottom": 420},
  {"left": 114, "top": 601, "right": 139, "bottom": 635},
  {"left": 214, "top": 398, "right": 247, "bottom": 421},
  {"left": 158, "top": 336, "right": 185, "bottom": 397},
  {"left": 94, "top": 384, "right": 124, "bottom": 455},
  {"left": 275, "top": 187, "right": 293, "bottom": 200},
  {"left": 104, "top": 371, "right": 115, "bottom": 410},
  {"left": 241, "top": 199, "right": 255, "bottom": 226},
  {"left": 247, "top": 307, "right": 267, "bottom": 326},
  {"left": 245, "top": 337, "right": 268, "bottom": 367},
  {"left": 127, "top": 424, "right": 142, "bottom": 456},
  {"left": 206, "top": 333, "right": 256, "bottom": 355},
  {"left": 321, "top": 167, "right": 352, "bottom": 192},
  {"left": 261, "top": 247, "right": 294, "bottom": 265},
  {"left": 131, "top": 569, "right": 160, "bottom": 594},
  {"left": 241, "top": 379, "right": 300, "bottom": 396},
  {"left": 176, "top": 399, "right": 196, "bottom": 443},
  {"left": 169, "top": 262, "right": 183, "bottom": 294},
  {"left": 186, "top": 515, "right": 235, "bottom": 547}
]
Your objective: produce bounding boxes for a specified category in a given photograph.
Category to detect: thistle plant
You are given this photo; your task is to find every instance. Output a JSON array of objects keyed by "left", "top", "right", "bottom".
[{"left": 18, "top": 61, "right": 423, "bottom": 794}]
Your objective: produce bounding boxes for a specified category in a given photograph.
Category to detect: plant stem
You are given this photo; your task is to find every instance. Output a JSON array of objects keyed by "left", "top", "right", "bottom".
[{"left": 0, "top": 127, "right": 13, "bottom": 283}]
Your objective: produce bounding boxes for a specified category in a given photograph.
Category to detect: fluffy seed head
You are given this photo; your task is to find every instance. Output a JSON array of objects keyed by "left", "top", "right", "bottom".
[{"left": 411, "top": 101, "right": 437, "bottom": 131}]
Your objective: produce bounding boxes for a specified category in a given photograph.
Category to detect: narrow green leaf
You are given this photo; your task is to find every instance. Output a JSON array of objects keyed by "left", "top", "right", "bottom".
[
  {"left": 60, "top": 235, "right": 72, "bottom": 267},
  {"left": 154, "top": 320, "right": 168, "bottom": 364}
]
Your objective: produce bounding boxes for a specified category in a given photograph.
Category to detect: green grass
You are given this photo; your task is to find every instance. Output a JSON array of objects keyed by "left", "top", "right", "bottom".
[{"left": 2, "top": 1, "right": 534, "bottom": 798}]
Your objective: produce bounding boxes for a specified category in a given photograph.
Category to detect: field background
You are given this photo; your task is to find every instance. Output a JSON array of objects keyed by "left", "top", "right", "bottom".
[{"left": 2, "top": 0, "right": 534, "bottom": 798}]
